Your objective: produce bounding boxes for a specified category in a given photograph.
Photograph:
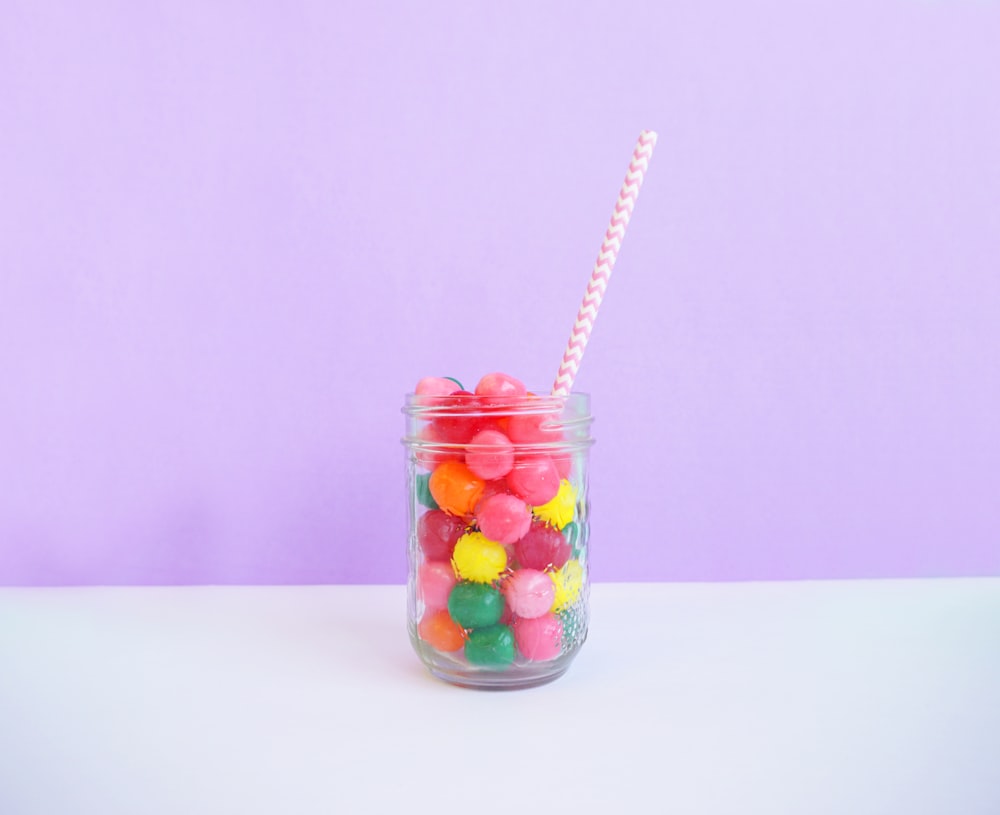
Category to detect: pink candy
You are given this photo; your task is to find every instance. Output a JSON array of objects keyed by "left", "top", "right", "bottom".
[
  {"left": 503, "top": 568, "right": 555, "bottom": 618},
  {"left": 465, "top": 429, "right": 515, "bottom": 481},
  {"left": 418, "top": 561, "right": 457, "bottom": 610},
  {"left": 475, "top": 372, "right": 527, "bottom": 405},
  {"left": 507, "top": 455, "right": 561, "bottom": 505},
  {"left": 476, "top": 493, "right": 531, "bottom": 545},
  {"left": 514, "top": 613, "right": 563, "bottom": 661}
]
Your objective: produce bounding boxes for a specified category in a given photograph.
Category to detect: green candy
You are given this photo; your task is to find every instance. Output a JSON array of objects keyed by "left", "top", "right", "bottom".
[
  {"left": 443, "top": 376, "right": 464, "bottom": 391},
  {"left": 563, "top": 521, "right": 581, "bottom": 557},
  {"left": 465, "top": 625, "right": 515, "bottom": 667},
  {"left": 415, "top": 472, "right": 439, "bottom": 510},
  {"left": 448, "top": 582, "right": 504, "bottom": 629}
]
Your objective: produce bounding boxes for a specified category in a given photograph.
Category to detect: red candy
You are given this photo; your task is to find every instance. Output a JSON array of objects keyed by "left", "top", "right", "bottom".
[
  {"left": 514, "top": 521, "right": 571, "bottom": 571},
  {"left": 507, "top": 455, "right": 561, "bottom": 505},
  {"left": 514, "top": 613, "right": 563, "bottom": 661},
  {"left": 417, "top": 509, "right": 466, "bottom": 561}
]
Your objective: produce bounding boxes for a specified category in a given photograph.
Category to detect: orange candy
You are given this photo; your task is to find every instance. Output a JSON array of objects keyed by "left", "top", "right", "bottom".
[
  {"left": 428, "top": 460, "right": 485, "bottom": 516},
  {"left": 418, "top": 609, "right": 466, "bottom": 652}
]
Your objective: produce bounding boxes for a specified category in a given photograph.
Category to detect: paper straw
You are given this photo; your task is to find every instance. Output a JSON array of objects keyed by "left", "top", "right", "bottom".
[{"left": 551, "top": 130, "right": 658, "bottom": 397}]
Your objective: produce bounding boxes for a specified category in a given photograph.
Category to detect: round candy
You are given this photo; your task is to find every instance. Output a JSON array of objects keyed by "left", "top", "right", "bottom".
[
  {"left": 416, "top": 423, "right": 465, "bottom": 469},
  {"left": 415, "top": 473, "right": 439, "bottom": 510},
  {"left": 474, "top": 479, "right": 511, "bottom": 512},
  {"left": 464, "top": 429, "right": 515, "bottom": 481},
  {"left": 418, "top": 561, "right": 457, "bottom": 610},
  {"left": 503, "top": 568, "right": 556, "bottom": 619},
  {"left": 532, "top": 479, "right": 577, "bottom": 530},
  {"left": 465, "top": 624, "right": 516, "bottom": 667},
  {"left": 506, "top": 406, "right": 561, "bottom": 445},
  {"left": 476, "top": 494, "right": 531, "bottom": 546},
  {"left": 474, "top": 372, "right": 527, "bottom": 405},
  {"left": 452, "top": 531, "right": 507, "bottom": 583},
  {"left": 507, "top": 455, "right": 560, "bottom": 506},
  {"left": 514, "top": 521, "right": 571, "bottom": 571},
  {"left": 417, "top": 509, "right": 466, "bottom": 561},
  {"left": 551, "top": 559, "right": 584, "bottom": 612},
  {"left": 448, "top": 581, "right": 505, "bottom": 628},
  {"left": 514, "top": 613, "right": 563, "bottom": 661},
  {"left": 429, "top": 460, "right": 485, "bottom": 517},
  {"left": 418, "top": 609, "right": 466, "bottom": 652},
  {"left": 415, "top": 376, "right": 461, "bottom": 401}
]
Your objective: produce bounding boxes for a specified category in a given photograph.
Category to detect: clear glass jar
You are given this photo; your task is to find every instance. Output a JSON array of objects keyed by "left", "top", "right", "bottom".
[{"left": 402, "top": 391, "right": 594, "bottom": 689}]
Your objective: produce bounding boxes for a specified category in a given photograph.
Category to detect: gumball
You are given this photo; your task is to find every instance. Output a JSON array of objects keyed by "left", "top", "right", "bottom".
[
  {"left": 418, "top": 609, "right": 466, "bottom": 652},
  {"left": 503, "top": 569, "right": 556, "bottom": 619},
  {"left": 415, "top": 423, "right": 465, "bottom": 469},
  {"left": 514, "top": 521, "right": 571, "bottom": 571},
  {"left": 474, "top": 479, "right": 511, "bottom": 512},
  {"left": 415, "top": 377, "right": 462, "bottom": 401},
  {"left": 448, "top": 581, "right": 505, "bottom": 628},
  {"left": 476, "top": 494, "right": 531, "bottom": 545},
  {"left": 514, "top": 613, "right": 563, "bottom": 661},
  {"left": 417, "top": 509, "right": 466, "bottom": 561},
  {"left": 474, "top": 372, "right": 527, "bottom": 406},
  {"left": 551, "top": 559, "right": 584, "bottom": 612},
  {"left": 532, "top": 479, "right": 577, "bottom": 530},
  {"left": 465, "top": 429, "right": 515, "bottom": 481},
  {"left": 465, "top": 624, "right": 516, "bottom": 667},
  {"left": 506, "top": 407, "right": 561, "bottom": 445},
  {"left": 429, "top": 461, "right": 485, "bottom": 517},
  {"left": 415, "top": 473, "right": 439, "bottom": 510},
  {"left": 507, "top": 455, "right": 560, "bottom": 505},
  {"left": 452, "top": 532, "right": 507, "bottom": 583},
  {"left": 418, "top": 561, "right": 457, "bottom": 610},
  {"left": 552, "top": 451, "right": 573, "bottom": 479}
]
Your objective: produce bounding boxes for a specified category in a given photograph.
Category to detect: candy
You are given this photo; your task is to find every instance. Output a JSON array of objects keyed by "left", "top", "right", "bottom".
[
  {"left": 503, "top": 568, "right": 556, "bottom": 619},
  {"left": 514, "top": 613, "right": 563, "bottom": 661},
  {"left": 452, "top": 531, "right": 507, "bottom": 583},
  {"left": 562, "top": 520, "right": 581, "bottom": 557},
  {"left": 448, "top": 582, "right": 505, "bottom": 628},
  {"left": 418, "top": 609, "right": 466, "bottom": 652},
  {"left": 507, "top": 455, "right": 560, "bottom": 505},
  {"left": 551, "top": 559, "right": 584, "bottom": 612},
  {"left": 429, "top": 460, "right": 485, "bottom": 516},
  {"left": 418, "top": 561, "right": 457, "bottom": 610},
  {"left": 415, "top": 473, "right": 439, "bottom": 510},
  {"left": 465, "top": 429, "right": 515, "bottom": 481},
  {"left": 514, "top": 521, "right": 571, "bottom": 572},
  {"left": 474, "top": 372, "right": 527, "bottom": 405},
  {"left": 532, "top": 479, "right": 576, "bottom": 529},
  {"left": 476, "top": 493, "right": 531, "bottom": 546},
  {"left": 417, "top": 509, "right": 465, "bottom": 561},
  {"left": 465, "top": 624, "right": 516, "bottom": 667},
  {"left": 415, "top": 377, "right": 461, "bottom": 400}
]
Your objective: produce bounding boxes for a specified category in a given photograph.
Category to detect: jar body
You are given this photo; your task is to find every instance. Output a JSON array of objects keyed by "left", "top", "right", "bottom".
[{"left": 402, "top": 392, "right": 593, "bottom": 689}]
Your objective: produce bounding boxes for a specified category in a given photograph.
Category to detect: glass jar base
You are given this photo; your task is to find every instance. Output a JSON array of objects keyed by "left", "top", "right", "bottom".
[{"left": 410, "top": 630, "right": 581, "bottom": 690}]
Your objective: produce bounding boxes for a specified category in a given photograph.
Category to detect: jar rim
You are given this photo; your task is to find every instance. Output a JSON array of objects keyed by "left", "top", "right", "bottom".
[{"left": 402, "top": 391, "right": 591, "bottom": 419}]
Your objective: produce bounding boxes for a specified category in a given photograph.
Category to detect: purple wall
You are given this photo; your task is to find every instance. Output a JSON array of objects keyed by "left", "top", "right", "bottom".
[{"left": 2, "top": 2, "right": 998, "bottom": 585}]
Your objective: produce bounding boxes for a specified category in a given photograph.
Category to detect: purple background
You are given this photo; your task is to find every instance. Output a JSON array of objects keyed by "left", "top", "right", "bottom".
[{"left": 2, "top": 2, "right": 998, "bottom": 586}]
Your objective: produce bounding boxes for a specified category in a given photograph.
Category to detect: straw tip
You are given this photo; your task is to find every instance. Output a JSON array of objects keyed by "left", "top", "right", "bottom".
[{"left": 639, "top": 129, "right": 659, "bottom": 144}]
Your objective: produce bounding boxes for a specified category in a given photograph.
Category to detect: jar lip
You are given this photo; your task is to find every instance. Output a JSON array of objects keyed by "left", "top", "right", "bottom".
[{"left": 402, "top": 391, "right": 591, "bottom": 418}]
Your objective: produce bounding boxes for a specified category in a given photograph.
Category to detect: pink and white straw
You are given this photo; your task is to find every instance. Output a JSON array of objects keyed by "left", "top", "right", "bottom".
[{"left": 551, "top": 130, "right": 658, "bottom": 397}]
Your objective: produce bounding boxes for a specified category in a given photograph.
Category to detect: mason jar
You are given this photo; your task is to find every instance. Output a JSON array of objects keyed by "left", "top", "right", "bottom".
[{"left": 402, "top": 390, "right": 594, "bottom": 689}]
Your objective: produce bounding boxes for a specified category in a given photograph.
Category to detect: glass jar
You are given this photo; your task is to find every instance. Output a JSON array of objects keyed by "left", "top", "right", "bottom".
[{"left": 402, "top": 391, "right": 594, "bottom": 689}]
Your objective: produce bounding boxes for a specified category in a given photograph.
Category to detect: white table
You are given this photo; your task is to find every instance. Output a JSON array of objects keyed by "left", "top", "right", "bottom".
[{"left": 1, "top": 580, "right": 998, "bottom": 814}]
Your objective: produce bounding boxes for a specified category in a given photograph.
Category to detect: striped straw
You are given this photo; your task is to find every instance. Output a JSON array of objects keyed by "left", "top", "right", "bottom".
[{"left": 551, "top": 130, "right": 658, "bottom": 397}]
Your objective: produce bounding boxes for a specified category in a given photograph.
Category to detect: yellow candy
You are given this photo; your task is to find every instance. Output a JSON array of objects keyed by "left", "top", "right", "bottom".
[
  {"left": 550, "top": 559, "right": 584, "bottom": 612},
  {"left": 452, "top": 532, "right": 507, "bottom": 584},
  {"left": 532, "top": 479, "right": 576, "bottom": 530}
]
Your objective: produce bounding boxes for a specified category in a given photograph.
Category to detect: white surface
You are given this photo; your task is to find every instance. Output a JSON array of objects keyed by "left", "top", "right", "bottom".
[{"left": 1, "top": 579, "right": 998, "bottom": 814}]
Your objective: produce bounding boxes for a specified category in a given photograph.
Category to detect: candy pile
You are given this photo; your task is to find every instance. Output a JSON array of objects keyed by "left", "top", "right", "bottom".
[{"left": 410, "top": 372, "right": 587, "bottom": 671}]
